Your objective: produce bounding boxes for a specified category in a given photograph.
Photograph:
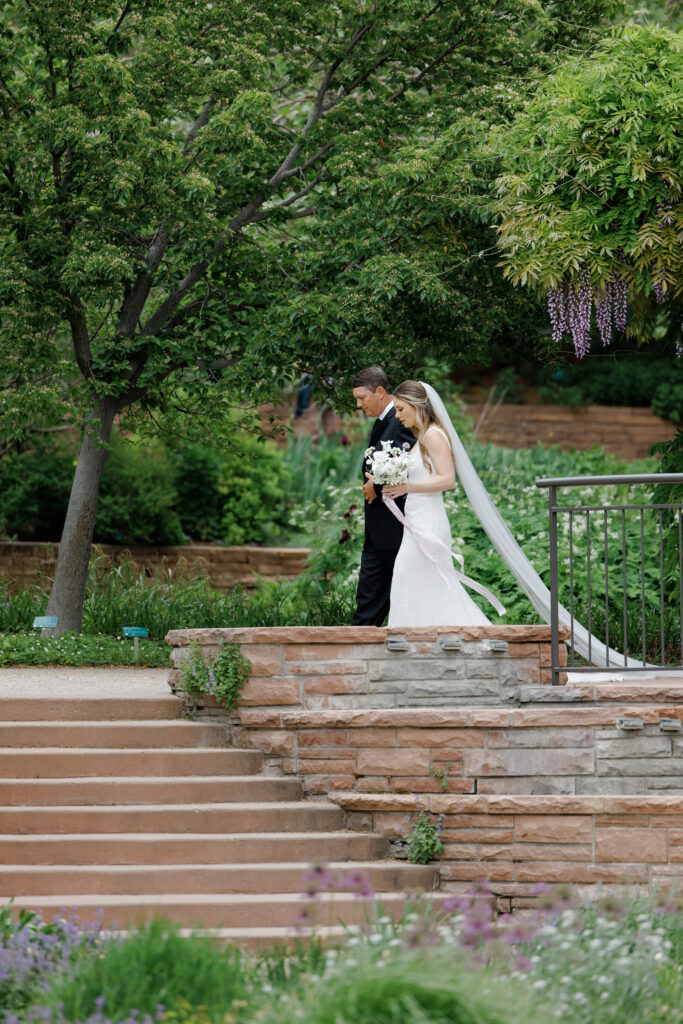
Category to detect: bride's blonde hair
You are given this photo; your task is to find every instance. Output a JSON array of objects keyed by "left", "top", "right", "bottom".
[{"left": 394, "top": 380, "right": 453, "bottom": 472}]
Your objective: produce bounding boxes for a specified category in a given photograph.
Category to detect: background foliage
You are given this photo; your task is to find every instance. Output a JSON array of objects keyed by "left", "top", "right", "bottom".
[{"left": 495, "top": 25, "right": 683, "bottom": 352}]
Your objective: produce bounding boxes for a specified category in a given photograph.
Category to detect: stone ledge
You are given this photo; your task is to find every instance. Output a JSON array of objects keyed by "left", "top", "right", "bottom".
[
  {"left": 237, "top": 705, "right": 683, "bottom": 730},
  {"left": 330, "top": 792, "right": 683, "bottom": 815},
  {"left": 166, "top": 625, "right": 569, "bottom": 646}
]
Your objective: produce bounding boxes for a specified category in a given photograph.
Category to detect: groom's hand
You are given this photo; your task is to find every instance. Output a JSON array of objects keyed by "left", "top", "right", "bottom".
[{"left": 363, "top": 473, "right": 377, "bottom": 504}]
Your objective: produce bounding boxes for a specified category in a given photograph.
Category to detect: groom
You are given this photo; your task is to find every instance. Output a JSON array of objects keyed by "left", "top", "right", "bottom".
[{"left": 352, "top": 366, "right": 415, "bottom": 626}]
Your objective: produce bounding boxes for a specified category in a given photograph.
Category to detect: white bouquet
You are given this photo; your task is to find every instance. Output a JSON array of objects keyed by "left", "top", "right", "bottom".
[{"left": 364, "top": 439, "right": 411, "bottom": 486}]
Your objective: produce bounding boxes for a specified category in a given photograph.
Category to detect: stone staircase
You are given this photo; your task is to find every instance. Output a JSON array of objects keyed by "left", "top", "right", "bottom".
[{"left": 0, "top": 691, "right": 438, "bottom": 943}]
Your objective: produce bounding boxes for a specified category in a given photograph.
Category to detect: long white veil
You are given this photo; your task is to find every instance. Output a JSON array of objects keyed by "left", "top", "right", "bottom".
[{"left": 422, "top": 382, "right": 642, "bottom": 669}]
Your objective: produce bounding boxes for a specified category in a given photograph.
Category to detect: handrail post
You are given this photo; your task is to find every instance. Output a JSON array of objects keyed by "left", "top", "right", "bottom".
[{"left": 548, "top": 484, "right": 560, "bottom": 685}]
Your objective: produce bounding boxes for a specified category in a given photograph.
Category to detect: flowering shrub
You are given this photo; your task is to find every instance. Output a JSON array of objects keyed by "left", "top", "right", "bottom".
[
  {"left": 0, "top": 904, "right": 103, "bottom": 1020},
  {"left": 292, "top": 883, "right": 683, "bottom": 1024},
  {"left": 6, "top": 884, "right": 683, "bottom": 1024}
]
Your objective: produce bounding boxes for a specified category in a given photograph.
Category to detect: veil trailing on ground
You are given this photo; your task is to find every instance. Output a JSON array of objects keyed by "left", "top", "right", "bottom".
[{"left": 422, "top": 382, "right": 642, "bottom": 669}]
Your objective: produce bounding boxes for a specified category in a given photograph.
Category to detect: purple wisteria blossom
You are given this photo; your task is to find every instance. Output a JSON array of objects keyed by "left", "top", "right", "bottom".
[
  {"left": 547, "top": 264, "right": 629, "bottom": 357},
  {"left": 653, "top": 264, "right": 667, "bottom": 304}
]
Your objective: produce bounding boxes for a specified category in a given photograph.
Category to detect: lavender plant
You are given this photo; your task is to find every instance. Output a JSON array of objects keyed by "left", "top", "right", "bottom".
[
  {"left": 37, "top": 921, "right": 247, "bottom": 1024},
  {"left": 0, "top": 904, "right": 103, "bottom": 1022}
]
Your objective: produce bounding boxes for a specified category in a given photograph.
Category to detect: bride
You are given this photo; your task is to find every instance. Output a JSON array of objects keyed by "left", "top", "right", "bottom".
[
  {"left": 381, "top": 379, "right": 642, "bottom": 671},
  {"left": 382, "top": 380, "right": 504, "bottom": 627}
]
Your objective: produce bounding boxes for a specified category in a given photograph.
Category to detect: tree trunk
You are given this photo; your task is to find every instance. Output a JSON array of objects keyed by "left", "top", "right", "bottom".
[{"left": 45, "top": 399, "right": 117, "bottom": 635}]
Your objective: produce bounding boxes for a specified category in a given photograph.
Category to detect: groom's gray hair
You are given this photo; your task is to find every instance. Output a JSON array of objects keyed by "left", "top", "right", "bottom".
[{"left": 352, "top": 366, "right": 390, "bottom": 392}]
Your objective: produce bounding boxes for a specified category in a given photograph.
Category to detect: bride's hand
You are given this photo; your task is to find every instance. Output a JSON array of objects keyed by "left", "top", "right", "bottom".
[{"left": 384, "top": 483, "right": 408, "bottom": 499}]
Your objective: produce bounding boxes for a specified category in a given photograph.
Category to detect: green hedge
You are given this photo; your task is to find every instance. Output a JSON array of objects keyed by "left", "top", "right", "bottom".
[{"left": 0, "top": 431, "right": 294, "bottom": 547}]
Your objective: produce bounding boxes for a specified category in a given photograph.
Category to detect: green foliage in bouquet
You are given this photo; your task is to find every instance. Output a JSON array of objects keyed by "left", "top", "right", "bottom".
[{"left": 180, "top": 640, "right": 251, "bottom": 710}]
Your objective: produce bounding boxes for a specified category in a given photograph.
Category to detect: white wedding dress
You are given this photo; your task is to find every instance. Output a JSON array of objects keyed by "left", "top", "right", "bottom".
[
  {"left": 388, "top": 427, "right": 492, "bottom": 627},
  {"left": 387, "top": 383, "right": 645, "bottom": 674}
]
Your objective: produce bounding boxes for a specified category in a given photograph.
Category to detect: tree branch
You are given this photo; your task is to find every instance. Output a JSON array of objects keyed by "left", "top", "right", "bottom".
[
  {"left": 66, "top": 292, "right": 95, "bottom": 381},
  {"left": 287, "top": 205, "right": 317, "bottom": 220},
  {"left": 116, "top": 353, "right": 240, "bottom": 410},
  {"left": 183, "top": 98, "right": 213, "bottom": 153},
  {"left": 115, "top": 99, "right": 215, "bottom": 338},
  {"left": 277, "top": 140, "right": 335, "bottom": 182},
  {"left": 269, "top": 11, "right": 378, "bottom": 187},
  {"left": 252, "top": 169, "right": 328, "bottom": 222},
  {"left": 388, "top": 43, "right": 457, "bottom": 103},
  {"left": 104, "top": 2, "right": 133, "bottom": 51},
  {"left": 140, "top": 193, "right": 265, "bottom": 336},
  {"left": 115, "top": 224, "right": 170, "bottom": 337}
]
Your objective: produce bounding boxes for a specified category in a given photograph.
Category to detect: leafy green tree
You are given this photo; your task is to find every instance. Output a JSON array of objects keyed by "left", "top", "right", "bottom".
[
  {"left": 1, "top": 0, "right": 623, "bottom": 631},
  {"left": 494, "top": 26, "right": 683, "bottom": 357}
]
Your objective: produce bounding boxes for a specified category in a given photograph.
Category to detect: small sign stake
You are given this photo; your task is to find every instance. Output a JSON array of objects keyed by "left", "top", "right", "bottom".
[
  {"left": 33, "top": 616, "right": 58, "bottom": 630},
  {"left": 122, "top": 626, "right": 149, "bottom": 662}
]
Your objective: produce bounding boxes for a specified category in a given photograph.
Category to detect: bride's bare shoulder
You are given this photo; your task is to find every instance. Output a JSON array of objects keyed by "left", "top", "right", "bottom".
[
  {"left": 424, "top": 425, "right": 449, "bottom": 444},
  {"left": 423, "top": 425, "right": 452, "bottom": 459}
]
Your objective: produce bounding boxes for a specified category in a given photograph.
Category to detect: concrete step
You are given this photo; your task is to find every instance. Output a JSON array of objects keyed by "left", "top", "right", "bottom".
[
  {"left": 7, "top": 890, "right": 451, "bottom": 929},
  {"left": 0, "top": 698, "right": 181, "bottom": 721},
  {"left": 0, "top": 861, "right": 437, "bottom": 896},
  {"left": 0, "top": 801, "right": 343, "bottom": 835},
  {"left": 0, "top": 831, "right": 389, "bottom": 865},
  {"left": 171, "top": 925, "right": 351, "bottom": 949},
  {"left": 0, "top": 748, "right": 263, "bottom": 778},
  {"left": 0, "top": 721, "right": 227, "bottom": 748},
  {"left": 0, "top": 776, "right": 303, "bottom": 806}
]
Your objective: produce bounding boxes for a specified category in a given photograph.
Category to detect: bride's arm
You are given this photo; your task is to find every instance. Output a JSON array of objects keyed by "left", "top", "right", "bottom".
[{"left": 384, "top": 429, "right": 455, "bottom": 497}]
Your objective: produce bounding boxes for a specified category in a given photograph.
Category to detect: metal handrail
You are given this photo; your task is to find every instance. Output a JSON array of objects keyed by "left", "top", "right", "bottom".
[
  {"left": 537, "top": 474, "right": 683, "bottom": 488},
  {"left": 535, "top": 473, "right": 683, "bottom": 683}
]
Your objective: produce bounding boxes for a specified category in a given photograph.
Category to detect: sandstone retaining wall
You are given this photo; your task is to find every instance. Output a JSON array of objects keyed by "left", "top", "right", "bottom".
[
  {"left": 165, "top": 626, "right": 683, "bottom": 905},
  {"left": 0, "top": 542, "right": 310, "bottom": 591},
  {"left": 468, "top": 404, "right": 676, "bottom": 460},
  {"left": 166, "top": 625, "right": 567, "bottom": 708},
  {"left": 333, "top": 792, "right": 683, "bottom": 907}
]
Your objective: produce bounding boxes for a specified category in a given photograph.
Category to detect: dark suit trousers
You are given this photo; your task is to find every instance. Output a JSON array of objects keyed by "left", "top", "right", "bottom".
[{"left": 353, "top": 544, "right": 399, "bottom": 626}]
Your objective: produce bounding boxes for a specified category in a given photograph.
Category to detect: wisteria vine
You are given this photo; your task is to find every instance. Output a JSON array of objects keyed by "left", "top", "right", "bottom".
[{"left": 547, "top": 265, "right": 628, "bottom": 358}]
